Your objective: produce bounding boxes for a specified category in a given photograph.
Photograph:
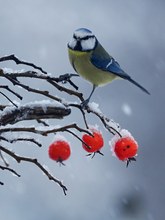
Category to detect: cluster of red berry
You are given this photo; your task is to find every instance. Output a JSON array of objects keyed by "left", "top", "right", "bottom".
[{"left": 48, "top": 127, "right": 138, "bottom": 166}]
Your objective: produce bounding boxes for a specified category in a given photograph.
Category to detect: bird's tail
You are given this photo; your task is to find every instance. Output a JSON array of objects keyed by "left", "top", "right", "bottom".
[{"left": 127, "top": 77, "right": 150, "bottom": 95}]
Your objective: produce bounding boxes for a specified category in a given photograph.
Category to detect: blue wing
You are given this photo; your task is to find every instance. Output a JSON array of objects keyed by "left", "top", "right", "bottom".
[
  {"left": 90, "top": 43, "right": 150, "bottom": 94},
  {"left": 90, "top": 44, "right": 130, "bottom": 79}
]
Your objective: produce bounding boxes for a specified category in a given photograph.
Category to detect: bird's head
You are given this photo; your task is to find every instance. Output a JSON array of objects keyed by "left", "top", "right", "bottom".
[{"left": 68, "top": 28, "right": 97, "bottom": 52}]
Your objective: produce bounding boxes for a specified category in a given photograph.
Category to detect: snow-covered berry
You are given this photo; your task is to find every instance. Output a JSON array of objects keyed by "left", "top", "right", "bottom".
[
  {"left": 82, "top": 128, "right": 104, "bottom": 154},
  {"left": 110, "top": 129, "right": 138, "bottom": 166}
]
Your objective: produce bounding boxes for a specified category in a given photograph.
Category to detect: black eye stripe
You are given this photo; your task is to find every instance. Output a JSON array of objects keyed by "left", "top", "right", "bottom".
[
  {"left": 73, "top": 34, "right": 95, "bottom": 41},
  {"left": 81, "top": 35, "right": 95, "bottom": 40}
]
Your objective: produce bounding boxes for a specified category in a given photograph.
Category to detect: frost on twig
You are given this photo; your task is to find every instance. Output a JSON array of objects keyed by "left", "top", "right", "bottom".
[{"left": 0, "top": 54, "right": 121, "bottom": 195}]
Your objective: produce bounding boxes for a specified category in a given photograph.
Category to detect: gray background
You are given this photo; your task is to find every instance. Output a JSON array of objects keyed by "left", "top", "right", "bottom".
[{"left": 0, "top": 0, "right": 165, "bottom": 219}]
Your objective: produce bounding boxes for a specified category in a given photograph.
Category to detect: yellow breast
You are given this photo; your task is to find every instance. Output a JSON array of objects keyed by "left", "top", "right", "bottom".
[{"left": 68, "top": 48, "right": 117, "bottom": 86}]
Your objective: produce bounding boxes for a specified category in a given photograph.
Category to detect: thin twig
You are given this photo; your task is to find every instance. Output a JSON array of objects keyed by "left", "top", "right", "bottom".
[
  {"left": 0, "top": 123, "right": 91, "bottom": 149},
  {"left": 2, "top": 70, "right": 81, "bottom": 96},
  {"left": 0, "top": 135, "right": 42, "bottom": 147},
  {"left": 79, "top": 107, "right": 89, "bottom": 129},
  {"left": 66, "top": 129, "right": 91, "bottom": 149},
  {"left": 0, "top": 91, "right": 18, "bottom": 107},
  {"left": 0, "top": 54, "right": 47, "bottom": 74},
  {"left": 2, "top": 70, "right": 77, "bottom": 84},
  {"left": 0, "top": 145, "right": 67, "bottom": 195},
  {"left": 69, "top": 103, "right": 121, "bottom": 136},
  {"left": 0, "top": 85, "right": 22, "bottom": 100},
  {"left": 41, "top": 123, "right": 91, "bottom": 136},
  {"left": 0, "top": 165, "right": 20, "bottom": 177},
  {"left": 36, "top": 119, "right": 49, "bottom": 127},
  {"left": 10, "top": 138, "right": 42, "bottom": 147},
  {"left": 58, "top": 73, "right": 79, "bottom": 90},
  {"left": 47, "top": 79, "right": 83, "bottom": 100},
  {"left": 0, "top": 136, "right": 42, "bottom": 147},
  {"left": 0, "top": 150, "right": 9, "bottom": 166},
  {"left": 4, "top": 76, "right": 63, "bottom": 103},
  {"left": 0, "top": 123, "right": 91, "bottom": 138}
]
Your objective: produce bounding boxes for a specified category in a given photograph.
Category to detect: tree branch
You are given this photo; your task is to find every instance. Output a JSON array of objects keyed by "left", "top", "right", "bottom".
[
  {"left": 0, "top": 145, "right": 67, "bottom": 195},
  {"left": 0, "top": 123, "right": 91, "bottom": 137},
  {"left": 69, "top": 103, "right": 121, "bottom": 136},
  {"left": 0, "top": 54, "right": 47, "bottom": 74},
  {"left": 0, "top": 85, "right": 22, "bottom": 100},
  {"left": 0, "top": 135, "right": 42, "bottom": 147},
  {"left": 0, "top": 150, "right": 9, "bottom": 166},
  {"left": 0, "top": 54, "right": 125, "bottom": 194},
  {"left": 4, "top": 75, "right": 64, "bottom": 103},
  {"left": 0, "top": 165, "right": 21, "bottom": 177},
  {"left": 1, "top": 69, "right": 83, "bottom": 101},
  {"left": 10, "top": 138, "right": 42, "bottom": 147},
  {"left": 0, "top": 101, "right": 71, "bottom": 126},
  {"left": 0, "top": 91, "right": 18, "bottom": 107},
  {"left": 0, "top": 123, "right": 92, "bottom": 151}
]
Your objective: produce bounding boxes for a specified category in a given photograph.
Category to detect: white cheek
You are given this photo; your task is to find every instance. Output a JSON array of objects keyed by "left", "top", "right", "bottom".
[
  {"left": 81, "top": 38, "right": 96, "bottom": 50},
  {"left": 68, "top": 39, "right": 77, "bottom": 49}
]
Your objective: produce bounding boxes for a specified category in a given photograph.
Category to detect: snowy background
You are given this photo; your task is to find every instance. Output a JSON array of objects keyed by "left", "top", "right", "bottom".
[{"left": 0, "top": 0, "right": 165, "bottom": 219}]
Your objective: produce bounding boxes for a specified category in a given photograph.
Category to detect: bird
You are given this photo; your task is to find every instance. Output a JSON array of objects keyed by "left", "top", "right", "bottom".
[{"left": 67, "top": 28, "right": 150, "bottom": 106}]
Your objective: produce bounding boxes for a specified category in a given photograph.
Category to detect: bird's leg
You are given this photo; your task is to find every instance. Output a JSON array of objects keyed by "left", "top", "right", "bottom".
[{"left": 81, "top": 85, "right": 96, "bottom": 108}]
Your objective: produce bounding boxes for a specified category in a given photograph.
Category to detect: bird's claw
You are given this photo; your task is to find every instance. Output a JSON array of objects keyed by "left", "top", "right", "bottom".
[{"left": 80, "top": 99, "right": 90, "bottom": 109}]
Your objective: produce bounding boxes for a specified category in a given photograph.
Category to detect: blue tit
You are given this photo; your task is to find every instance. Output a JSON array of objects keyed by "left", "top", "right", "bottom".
[{"left": 68, "top": 28, "right": 150, "bottom": 106}]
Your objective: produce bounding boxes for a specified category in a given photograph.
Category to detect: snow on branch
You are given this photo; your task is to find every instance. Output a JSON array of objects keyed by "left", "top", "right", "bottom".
[{"left": 0, "top": 101, "right": 71, "bottom": 126}]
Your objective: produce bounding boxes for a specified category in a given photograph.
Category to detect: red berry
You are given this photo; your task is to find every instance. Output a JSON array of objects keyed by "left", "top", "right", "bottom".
[
  {"left": 114, "top": 137, "right": 138, "bottom": 161},
  {"left": 48, "top": 140, "right": 71, "bottom": 162},
  {"left": 82, "top": 129, "right": 104, "bottom": 153}
]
